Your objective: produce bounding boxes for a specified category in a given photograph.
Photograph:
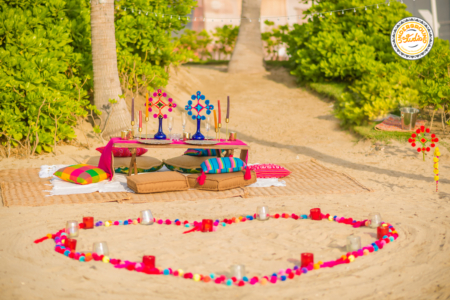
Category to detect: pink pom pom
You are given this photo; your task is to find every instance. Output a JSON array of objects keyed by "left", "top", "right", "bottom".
[{"left": 157, "top": 219, "right": 163, "bottom": 224}]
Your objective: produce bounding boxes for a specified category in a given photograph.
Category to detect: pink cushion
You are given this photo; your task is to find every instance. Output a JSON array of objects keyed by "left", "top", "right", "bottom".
[
  {"left": 96, "top": 147, "right": 148, "bottom": 157},
  {"left": 248, "top": 164, "right": 291, "bottom": 178}
]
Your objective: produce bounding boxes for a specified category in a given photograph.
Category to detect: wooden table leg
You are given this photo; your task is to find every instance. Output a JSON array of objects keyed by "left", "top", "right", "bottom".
[
  {"left": 127, "top": 148, "right": 137, "bottom": 176},
  {"left": 240, "top": 149, "right": 249, "bottom": 164},
  {"left": 224, "top": 149, "right": 234, "bottom": 157},
  {"left": 217, "top": 150, "right": 222, "bottom": 158}
]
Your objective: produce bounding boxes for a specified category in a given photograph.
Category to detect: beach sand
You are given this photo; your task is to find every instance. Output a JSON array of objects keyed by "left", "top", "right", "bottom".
[{"left": 0, "top": 65, "right": 449, "bottom": 300}]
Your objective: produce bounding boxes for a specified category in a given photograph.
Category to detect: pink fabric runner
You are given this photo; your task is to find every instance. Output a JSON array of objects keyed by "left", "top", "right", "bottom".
[{"left": 98, "top": 138, "right": 249, "bottom": 180}]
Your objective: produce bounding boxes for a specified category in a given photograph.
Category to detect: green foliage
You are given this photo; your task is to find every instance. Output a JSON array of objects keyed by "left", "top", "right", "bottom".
[
  {"left": 212, "top": 25, "right": 239, "bottom": 60},
  {"left": 174, "top": 29, "right": 212, "bottom": 60},
  {"left": 0, "top": 0, "right": 91, "bottom": 155},
  {"left": 0, "top": 0, "right": 196, "bottom": 156},
  {"left": 261, "top": 20, "right": 289, "bottom": 60},
  {"left": 285, "top": 0, "right": 450, "bottom": 128}
]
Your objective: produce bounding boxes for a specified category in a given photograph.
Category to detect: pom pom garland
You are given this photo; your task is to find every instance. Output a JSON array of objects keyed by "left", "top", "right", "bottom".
[{"left": 36, "top": 209, "right": 398, "bottom": 287}]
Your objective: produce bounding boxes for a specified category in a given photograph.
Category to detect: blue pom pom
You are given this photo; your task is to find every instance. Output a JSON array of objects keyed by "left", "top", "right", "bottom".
[
  {"left": 280, "top": 275, "right": 287, "bottom": 281},
  {"left": 185, "top": 224, "right": 190, "bottom": 228},
  {"left": 205, "top": 100, "right": 210, "bottom": 105},
  {"left": 124, "top": 221, "right": 128, "bottom": 225},
  {"left": 243, "top": 276, "right": 249, "bottom": 282},
  {"left": 226, "top": 279, "right": 233, "bottom": 286},
  {"left": 293, "top": 266, "right": 298, "bottom": 270},
  {"left": 222, "top": 223, "right": 226, "bottom": 227},
  {"left": 191, "top": 95, "right": 196, "bottom": 100},
  {"left": 200, "top": 95, "right": 205, "bottom": 100},
  {"left": 118, "top": 220, "right": 123, "bottom": 225},
  {"left": 175, "top": 219, "right": 179, "bottom": 222},
  {"left": 383, "top": 235, "right": 388, "bottom": 239},
  {"left": 79, "top": 256, "right": 85, "bottom": 262},
  {"left": 302, "top": 214, "right": 308, "bottom": 219},
  {"left": 64, "top": 250, "right": 70, "bottom": 256},
  {"left": 272, "top": 273, "right": 277, "bottom": 277},
  {"left": 60, "top": 246, "right": 66, "bottom": 250},
  {"left": 301, "top": 268, "right": 308, "bottom": 274},
  {"left": 210, "top": 273, "right": 215, "bottom": 279},
  {"left": 333, "top": 215, "right": 337, "bottom": 219},
  {"left": 352, "top": 220, "right": 356, "bottom": 223},
  {"left": 374, "top": 246, "right": 379, "bottom": 251},
  {"left": 163, "top": 269, "right": 170, "bottom": 275}
]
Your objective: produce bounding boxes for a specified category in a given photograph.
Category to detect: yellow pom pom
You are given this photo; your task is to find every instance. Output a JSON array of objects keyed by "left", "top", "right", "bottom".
[
  {"left": 261, "top": 278, "right": 268, "bottom": 285},
  {"left": 434, "top": 176, "right": 440, "bottom": 181},
  {"left": 328, "top": 216, "right": 333, "bottom": 221},
  {"left": 313, "top": 264, "right": 320, "bottom": 269},
  {"left": 363, "top": 249, "right": 369, "bottom": 255},
  {"left": 318, "top": 261, "right": 323, "bottom": 265},
  {"left": 348, "top": 255, "right": 355, "bottom": 262},
  {"left": 102, "top": 256, "right": 110, "bottom": 263},
  {"left": 382, "top": 223, "right": 388, "bottom": 227},
  {"left": 341, "top": 255, "right": 347, "bottom": 260},
  {"left": 235, "top": 219, "right": 240, "bottom": 223},
  {"left": 391, "top": 230, "right": 397, "bottom": 234},
  {"left": 434, "top": 163, "right": 439, "bottom": 168},
  {"left": 193, "top": 274, "right": 201, "bottom": 281},
  {"left": 434, "top": 169, "right": 439, "bottom": 174},
  {"left": 178, "top": 269, "right": 184, "bottom": 277},
  {"left": 434, "top": 157, "right": 439, "bottom": 162},
  {"left": 437, "top": 152, "right": 441, "bottom": 157},
  {"left": 105, "top": 221, "right": 110, "bottom": 227},
  {"left": 47, "top": 234, "right": 53, "bottom": 239},
  {"left": 238, "top": 216, "right": 243, "bottom": 221},
  {"left": 132, "top": 220, "right": 138, "bottom": 225}
]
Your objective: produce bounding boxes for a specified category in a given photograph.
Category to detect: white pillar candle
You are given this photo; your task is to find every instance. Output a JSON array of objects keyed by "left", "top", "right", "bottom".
[
  {"left": 368, "top": 212, "right": 382, "bottom": 228},
  {"left": 65, "top": 220, "right": 79, "bottom": 238},
  {"left": 93, "top": 242, "right": 109, "bottom": 256},
  {"left": 230, "top": 265, "right": 245, "bottom": 280},
  {"left": 140, "top": 210, "right": 154, "bottom": 225},
  {"left": 256, "top": 206, "right": 269, "bottom": 221},
  {"left": 346, "top": 235, "right": 361, "bottom": 252}
]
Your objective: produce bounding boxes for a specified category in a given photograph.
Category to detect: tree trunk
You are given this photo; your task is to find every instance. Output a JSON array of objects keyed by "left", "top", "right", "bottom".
[
  {"left": 228, "top": 0, "right": 265, "bottom": 74},
  {"left": 91, "top": 0, "right": 130, "bottom": 138}
]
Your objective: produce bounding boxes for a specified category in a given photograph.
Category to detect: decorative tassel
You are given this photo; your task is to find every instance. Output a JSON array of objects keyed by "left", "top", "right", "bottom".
[
  {"left": 244, "top": 166, "right": 251, "bottom": 180},
  {"left": 197, "top": 171, "right": 206, "bottom": 185}
]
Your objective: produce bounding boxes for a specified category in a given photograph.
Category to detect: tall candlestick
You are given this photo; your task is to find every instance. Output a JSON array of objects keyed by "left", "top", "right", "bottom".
[
  {"left": 145, "top": 93, "right": 149, "bottom": 118},
  {"left": 226, "top": 96, "right": 230, "bottom": 119},
  {"left": 218, "top": 100, "right": 221, "bottom": 124},
  {"left": 213, "top": 110, "right": 218, "bottom": 131},
  {"left": 139, "top": 110, "right": 142, "bottom": 128}
]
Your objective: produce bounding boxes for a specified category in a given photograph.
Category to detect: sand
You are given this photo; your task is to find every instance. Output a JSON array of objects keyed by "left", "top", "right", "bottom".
[{"left": 0, "top": 65, "right": 450, "bottom": 300}]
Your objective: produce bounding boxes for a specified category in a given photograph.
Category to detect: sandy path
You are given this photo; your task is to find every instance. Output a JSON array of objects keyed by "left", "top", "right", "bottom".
[{"left": 0, "top": 65, "right": 449, "bottom": 299}]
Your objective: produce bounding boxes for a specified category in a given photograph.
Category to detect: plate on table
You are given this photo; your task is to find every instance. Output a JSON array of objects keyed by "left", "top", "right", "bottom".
[
  {"left": 139, "top": 139, "right": 172, "bottom": 145},
  {"left": 185, "top": 140, "right": 219, "bottom": 146}
]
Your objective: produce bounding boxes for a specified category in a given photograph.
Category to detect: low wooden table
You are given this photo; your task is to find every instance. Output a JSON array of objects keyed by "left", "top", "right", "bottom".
[{"left": 113, "top": 141, "right": 250, "bottom": 176}]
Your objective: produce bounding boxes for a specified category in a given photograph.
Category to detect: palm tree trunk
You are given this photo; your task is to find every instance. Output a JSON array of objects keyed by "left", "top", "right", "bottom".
[
  {"left": 91, "top": 0, "right": 130, "bottom": 138},
  {"left": 228, "top": 0, "right": 265, "bottom": 74}
]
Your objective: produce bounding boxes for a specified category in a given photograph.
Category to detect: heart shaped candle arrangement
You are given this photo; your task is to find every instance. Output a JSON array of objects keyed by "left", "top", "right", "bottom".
[
  {"left": 408, "top": 126, "right": 438, "bottom": 161},
  {"left": 35, "top": 208, "right": 399, "bottom": 287}
]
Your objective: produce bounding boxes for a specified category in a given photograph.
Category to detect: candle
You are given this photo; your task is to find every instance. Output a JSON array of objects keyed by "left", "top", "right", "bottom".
[
  {"left": 377, "top": 224, "right": 390, "bottom": 239},
  {"left": 83, "top": 217, "right": 94, "bottom": 229},
  {"left": 143, "top": 255, "right": 156, "bottom": 268},
  {"left": 256, "top": 205, "right": 269, "bottom": 221},
  {"left": 92, "top": 241, "right": 109, "bottom": 256},
  {"left": 230, "top": 265, "right": 245, "bottom": 280},
  {"left": 65, "top": 238, "right": 77, "bottom": 251},
  {"left": 131, "top": 98, "right": 135, "bottom": 122},
  {"left": 368, "top": 212, "right": 382, "bottom": 228},
  {"left": 346, "top": 235, "right": 361, "bottom": 252},
  {"left": 145, "top": 93, "right": 149, "bottom": 118},
  {"left": 139, "top": 110, "right": 142, "bottom": 128},
  {"left": 310, "top": 208, "right": 322, "bottom": 221},
  {"left": 218, "top": 100, "right": 221, "bottom": 124},
  {"left": 301, "top": 253, "right": 314, "bottom": 268},
  {"left": 226, "top": 96, "right": 230, "bottom": 119},
  {"left": 201, "top": 219, "right": 213, "bottom": 232},
  {"left": 65, "top": 220, "right": 79, "bottom": 237},
  {"left": 229, "top": 131, "right": 237, "bottom": 141},
  {"left": 213, "top": 110, "right": 218, "bottom": 130},
  {"left": 140, "top": 210, "right": 154, "bottom": 225}
]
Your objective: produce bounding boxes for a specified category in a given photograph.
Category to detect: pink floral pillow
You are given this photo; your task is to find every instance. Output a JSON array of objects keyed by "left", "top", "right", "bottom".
[
  {"left": 248, "top": 164, "right": 291, "bottom": 178},
  {"left": 95, "top": 147, "right": 148, "bottom": 157}
]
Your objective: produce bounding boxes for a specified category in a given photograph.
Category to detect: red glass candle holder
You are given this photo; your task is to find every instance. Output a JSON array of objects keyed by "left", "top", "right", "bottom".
[
  {"left": 201, "top": 219, "right": 213, "bottom": 232},
  {"left": 65, "top": 238, "right": 77, "bottom": 251},
  {"left": 377, "top": 225, "right": 390, "bottom": 239},
  {"left": 310, "top": 208, "right": 322, "bottom": 220},
  {"left": 143, "top": 255, "right": 155, "bottom": 268},
  {"left": 301, "top": 253, "right": 314, "bottom": 268},
  {"left": 83, "top": 217, "right": 94, "bottom": 229}
]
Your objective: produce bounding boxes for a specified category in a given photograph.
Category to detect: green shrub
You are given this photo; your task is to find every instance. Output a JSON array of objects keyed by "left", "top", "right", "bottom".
[{"left": 261, "top": 20, "right": 289, "bottom": 61}]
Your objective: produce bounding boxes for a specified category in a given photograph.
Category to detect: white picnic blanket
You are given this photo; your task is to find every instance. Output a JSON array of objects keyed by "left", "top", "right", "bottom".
[{"left": 40, "top": 164, "right": 285, "bottom": 196}]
